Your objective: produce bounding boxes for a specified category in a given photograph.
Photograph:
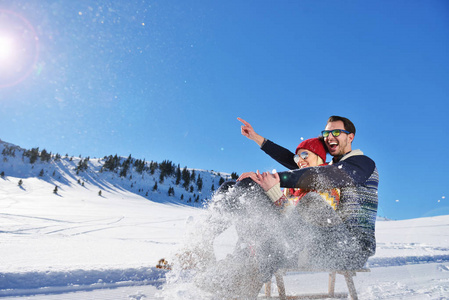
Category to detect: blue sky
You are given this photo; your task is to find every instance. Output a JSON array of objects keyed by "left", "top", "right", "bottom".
[{"left": 0, "top": 0, "right": 448, "bottom": 220}]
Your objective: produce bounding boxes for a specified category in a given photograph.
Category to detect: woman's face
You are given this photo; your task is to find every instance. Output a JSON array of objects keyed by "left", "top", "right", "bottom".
[{"left": 295, "top": 149, "right": 320, "bottom": 168}]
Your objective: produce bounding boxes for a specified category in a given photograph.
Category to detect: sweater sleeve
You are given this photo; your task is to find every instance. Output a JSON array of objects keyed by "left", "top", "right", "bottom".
[
  {"left": 278, "top": 155, "right": 376, "bottom": 189},
  {"left": 265, "top": 182, "right": 284, "bottom": 202},
  {"left": 264, "top": 183, "right": 289, "bottom": 208},
  {"left": 260, "top": 139, "right": 298, "bottom": 170}
]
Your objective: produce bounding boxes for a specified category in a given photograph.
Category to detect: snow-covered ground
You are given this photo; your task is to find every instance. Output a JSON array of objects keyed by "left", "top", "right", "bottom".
[{"left": 1, "top": 174, "right": 449, "bottom": 299}]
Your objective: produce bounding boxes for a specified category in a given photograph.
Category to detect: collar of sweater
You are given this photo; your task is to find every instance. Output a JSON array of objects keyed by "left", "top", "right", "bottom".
[{"left": 329, "top": 149, "right": 364, "bottom": 165}]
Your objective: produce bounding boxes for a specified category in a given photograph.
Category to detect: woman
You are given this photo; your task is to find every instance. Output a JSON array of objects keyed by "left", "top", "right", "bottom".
[
  {"left": 239, "top": 137, "right": 340, "bottom": 213},
  {"left": 237, "top": 137, "right": 346, "bottom": 271}
]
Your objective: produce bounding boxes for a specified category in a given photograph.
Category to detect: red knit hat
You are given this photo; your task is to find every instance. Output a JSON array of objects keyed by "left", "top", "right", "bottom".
[{"left": 295, "top": 138, "right": 327, "bottom": 163}]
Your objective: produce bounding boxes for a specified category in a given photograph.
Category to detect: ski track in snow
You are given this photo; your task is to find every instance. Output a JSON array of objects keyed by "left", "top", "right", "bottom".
[
  {"left": 2, "top": 254, "right": 448, "bottom": 289},
  {"left": 1, "top": 231, "right": 449, "bottom": 299}
]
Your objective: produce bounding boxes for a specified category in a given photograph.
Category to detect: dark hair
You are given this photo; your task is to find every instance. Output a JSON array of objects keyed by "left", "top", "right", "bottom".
[{"left": 327, "top": 116, "right": 356, "bottom": 135}]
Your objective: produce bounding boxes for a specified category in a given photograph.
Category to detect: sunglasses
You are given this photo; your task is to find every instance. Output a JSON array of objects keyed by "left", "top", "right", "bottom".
[
  {"left": 293, "top": 151, "right": 309, "bottom": 164},
  {"left": 321, "top": 129, "right": 351, "bottom": 138}
]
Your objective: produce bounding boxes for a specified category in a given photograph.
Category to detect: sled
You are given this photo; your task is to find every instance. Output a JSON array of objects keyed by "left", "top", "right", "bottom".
[{"left": 262, "top": 267, "right": 370, "bottom": 300}]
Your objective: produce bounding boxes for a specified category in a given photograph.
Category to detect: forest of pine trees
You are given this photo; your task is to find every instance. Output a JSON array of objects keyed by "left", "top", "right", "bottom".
[{"left": 1, "top": 142, "right": 238, "bottom": 205}]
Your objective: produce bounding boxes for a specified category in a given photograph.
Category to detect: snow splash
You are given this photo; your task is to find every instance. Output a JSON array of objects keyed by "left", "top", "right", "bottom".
[
  {"left": 158, "top": 179, "right": 287, "bottom": 299},
  {"left": 157, "top": 178, "right": 367, "bottom": 299}
]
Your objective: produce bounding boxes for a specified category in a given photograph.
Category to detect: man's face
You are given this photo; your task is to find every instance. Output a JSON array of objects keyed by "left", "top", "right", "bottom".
[{"left": 323, "top": 120, "right": 354, "bottom": 156}]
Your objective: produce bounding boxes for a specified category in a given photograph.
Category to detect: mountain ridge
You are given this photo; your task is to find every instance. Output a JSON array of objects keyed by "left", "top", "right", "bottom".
[{"left": 0, "top": 139, "right": 236, "bottom": 207}]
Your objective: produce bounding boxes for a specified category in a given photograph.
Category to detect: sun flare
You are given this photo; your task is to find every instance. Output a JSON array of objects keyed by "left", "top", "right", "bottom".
[
  {"left": 0, "top": 35, "right": 15, "bottom": 61},
  {"left": 0, "top": 9, "right": 39, "bottom": 88}
]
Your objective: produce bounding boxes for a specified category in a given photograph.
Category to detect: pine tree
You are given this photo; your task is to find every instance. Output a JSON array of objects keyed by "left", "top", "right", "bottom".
[
  {"left": 159, "top": 160, "right": 175, "bottom": 179},
  {"left": 152, "top": 182, "right": 158, "bottom": 191},
  {"left": 182, "top": 167, "right": 190, "bottom": 190},
  {"left": 196, "top": 174, "right": 203, "bottom": 191},
  {"left": 98, "top": 190, "right": 102, "bottom": 196},
  {"left": 149, "top": 161, "right": 158, "bottom": 175},
  {"left": 103, "top": 154, "right": 121, "bottom": 172},
  {"left": 53, "top": 185, "right": 58, "bottom": 194},
  {"left": 159, "top": 171, "right": 165, "bottom": 184},
  {"left": 26, "top": 147, "right": 40, "bottom": 164},
  {"left": 175, "top": 164, "right": 181, "bottom": 185},
  {"left": 2, "top": 146, "right": 16, "bottom": 157},
  {"left": 219, "top": 177, "right": 225, "bottom": 186},
  {"left": 40, "top": 149, "right": 51, "bottom": 162},
  {"left": 39, "top": 169, "right": 44, "bottom": 177},
  {"left": 120, "top": 157, "right": 130, "bottom": 177},
  {"left": 0, "top": 171, "right": 5, "bottom": 178},
  {"left": 134, "top": 158, "right": 146, "bottom": 174},
  {"left": 76, "top": 158, "right": 89, "bottom": 172},
  {"left": 18, "top": 179, "right": 23, "bottom": 186}
]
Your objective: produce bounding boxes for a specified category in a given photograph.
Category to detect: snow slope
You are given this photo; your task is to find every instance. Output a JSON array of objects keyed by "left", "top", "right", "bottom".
[
  {"left": 1, "top": 141, "right": 449, "bottom": 299},
  {"left": 0, "top": 139, "right": 232, "bottom": 208}
]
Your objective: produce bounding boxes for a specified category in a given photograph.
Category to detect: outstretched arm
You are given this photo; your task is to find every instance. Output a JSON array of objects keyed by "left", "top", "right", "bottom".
[
  {"left": 278, "top": 156, "right": 376, "bottom": 189},
  {"left": 238, "top": 170, "right": 280, "bottom": 192},
  {"left": 261, "top": 139, "right": 298, "bottom": 170},
  {"left": 238, "top": 171, "right": 286, "bottom": 205},
  {"left": 238, "top": 117, "right": 298, "bottom": 170}
]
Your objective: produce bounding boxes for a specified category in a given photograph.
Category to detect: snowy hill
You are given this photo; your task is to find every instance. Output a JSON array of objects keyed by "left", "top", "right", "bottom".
[
  {"left": 0, "top": 139, "right": 236, "bottom": 208},
  {"left": 1, "top": 139, "right": 449, "bottom": 299}
]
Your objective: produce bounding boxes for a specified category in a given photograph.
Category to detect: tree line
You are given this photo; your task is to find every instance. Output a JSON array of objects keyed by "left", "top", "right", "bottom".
[{"left": 1, "top": 143, "right": 240, "bottom": 200}]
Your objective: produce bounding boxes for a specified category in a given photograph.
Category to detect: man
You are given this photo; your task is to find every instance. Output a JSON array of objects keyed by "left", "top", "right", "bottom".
[{"left": 238, "top": 116, "right": 379, "bottom": 268}]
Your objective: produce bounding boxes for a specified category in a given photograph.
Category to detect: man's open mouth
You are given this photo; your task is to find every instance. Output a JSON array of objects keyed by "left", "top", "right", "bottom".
[{"left": 328, "top": 142, "right": 338, "bottom": 151}]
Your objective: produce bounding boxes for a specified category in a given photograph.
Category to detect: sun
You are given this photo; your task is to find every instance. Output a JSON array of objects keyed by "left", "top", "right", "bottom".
[
  {"left": 0, "top": 10, "right": 39, "bottom": 88},
  {"left": 0, "top": 35, "right": 15, "bottom": 62}
]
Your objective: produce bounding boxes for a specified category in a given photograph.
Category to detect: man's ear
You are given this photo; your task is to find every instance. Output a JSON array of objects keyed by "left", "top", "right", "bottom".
[{"left": 348, "top": 133, "right": 355, "bottom": 143}]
